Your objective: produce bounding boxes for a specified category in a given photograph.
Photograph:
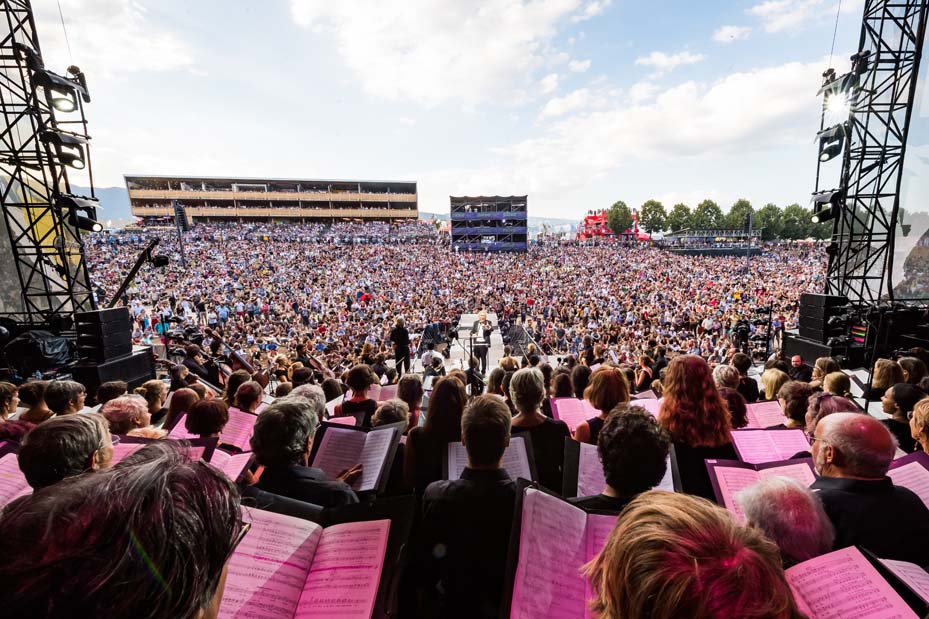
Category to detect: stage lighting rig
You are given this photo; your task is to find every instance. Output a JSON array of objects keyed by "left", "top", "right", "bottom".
[
  {"left": 811, "top": 189, "right": 843, "bottom": 223},
  {"left": 41, "top": 130, "right": 87, "bottom": 169},
  {"left": 58, "top": 194, "right": 102, "bottom": 233},
  {"left": 816, "top": 124, "right": 846, "bottom": 162},
  {"left": 14, "top": 44, "right": 90, "bottom": 113}
]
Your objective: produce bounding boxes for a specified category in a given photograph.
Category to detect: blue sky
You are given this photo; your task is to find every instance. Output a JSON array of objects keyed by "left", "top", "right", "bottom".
[{"left": 33, "top": 0, "right": 929, "bottom": 220}]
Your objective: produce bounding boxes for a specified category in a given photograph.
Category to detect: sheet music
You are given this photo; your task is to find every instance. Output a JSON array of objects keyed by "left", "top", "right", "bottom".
[
  {"left": 328, "top": 415, "right": 357, "bottom": 426},
  {"left": 356, "top": 429, "right": 395, "bottom": 491},
  {"left": 758, "top": 462, "right": 816, "bottom": 486},
  {"left": 312, "top": 428, "right": 366, "bottom": 483},
  {"left": 584, "top": 513, "right": 617, "bottom": 563},
  {"left": 656, "top": 455, "right": 675, "bottom": 492},
  {"left": 210, "top": 451, "right": 252, "bottom": 481},
  {"left": 379, "top": 384, "right": 398, "bottom": 400},
  {"left": 110, "top": 442, "right": 146, "bottom": 465},
  {"left": 711, "top": 464, "right": 760, "bottom": 521},
  {"left": 577, "top": 442, "right": 605, "bottom": 497},
  {"left": 634, "top": 398, "right": 662, "bottom": 417},
  {"left": 551, "top": 398, "right": 597, "bottom": 433},
  {"left": 446, "top": 436, "right": 532, "bottom": 481},
  {"left": 731, "top": 430, "right": 810, "bottom": 464},
  {"left": 0, "top": 453, "right": 30, "bottom": 507},
  {"left": 325, "top": 395, "right": 344, "bottom": 418},
  {"left": 510, "top": 488, "right": 589, "bottom": 619},
  {"left": 221, "top": 408, "right": 258, "bottom": 451},
  {"left": 879, "top": 559, "right": 929, "bottom": 606},
  {"left": 786, "top": 546, "right": 918, "bottom": 619},
  {"left": 887, "top": 461, "right": 929, "bottom": 511},
  {"left": 295, "top": 520, "right": 390, "bottom": 618},
  {"left": 744, "top": 401, "right": 787, "bottom": 429},
  {"left": 634, "top": 390, "right": 657, "bottom": 400},
  {"left": 219, "top": 507, "right": 321, "bottom": 619},
  {"left": 167, "top": 414, "right": 198, "bottom": 440}
]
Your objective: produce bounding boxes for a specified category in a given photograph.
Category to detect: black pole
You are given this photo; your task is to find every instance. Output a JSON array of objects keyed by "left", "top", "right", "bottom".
[
  {"left": 107, "top": 239, "right": 159, "bottom": 308},
  {"left": 172, "top": 199, "right": 188, "bottom": 267}
]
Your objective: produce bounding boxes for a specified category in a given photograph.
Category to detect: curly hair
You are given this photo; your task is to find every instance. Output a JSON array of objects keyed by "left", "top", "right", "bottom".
[
  {"left": 658, "top": 355, "right": 731, "bottom": 447},
  {"left": 598, "top": 405, "right": 670, "bottom": 495}
]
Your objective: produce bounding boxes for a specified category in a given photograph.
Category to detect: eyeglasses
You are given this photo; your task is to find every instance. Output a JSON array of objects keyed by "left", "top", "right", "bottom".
[{"left": 226, "top": 521, "right": 251, "bottom": 564}]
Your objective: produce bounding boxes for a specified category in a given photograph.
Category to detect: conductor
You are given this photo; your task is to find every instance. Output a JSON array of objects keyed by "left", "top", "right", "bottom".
[{"left": 471, "top": 311, "right": 493, "bottom": 374}]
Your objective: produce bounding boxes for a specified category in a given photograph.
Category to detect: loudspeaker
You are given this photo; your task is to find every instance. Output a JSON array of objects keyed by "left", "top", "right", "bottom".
[
  {"left": 799, "top": 293, "right": 849, "bottom": 311},
  {"left": 71, "top": 346, "right": 155, "bottom": 404},
  {"left": 798, "top": 293, "right": 849, "bottom": 343},
  {"left": 74, "top": 308, "right": 132, "bottom": 361}
]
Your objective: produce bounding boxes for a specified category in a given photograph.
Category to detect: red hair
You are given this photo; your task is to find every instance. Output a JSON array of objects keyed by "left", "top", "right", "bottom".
[{"left": 658, "top": 355, "right": 731, "bottom": 447}]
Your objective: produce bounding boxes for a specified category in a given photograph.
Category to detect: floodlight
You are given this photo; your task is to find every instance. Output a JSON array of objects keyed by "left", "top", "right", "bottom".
[
  {"left": 41, "top": 130, "right": 87, "bottom": 169},
  {"left": 811, "top": 189, "right": 843, "bottom": 224},
  {"left": 58, "top": 194, "right": 101, "bottom": 232},
  {"left": 817, "top": 124, "right": 846, "bottom": 162}
]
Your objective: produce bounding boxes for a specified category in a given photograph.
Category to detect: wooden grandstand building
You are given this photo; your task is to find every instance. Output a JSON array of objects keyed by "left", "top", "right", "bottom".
[{"left": 125, "top": 175, "right": 418, "bottom": 224}]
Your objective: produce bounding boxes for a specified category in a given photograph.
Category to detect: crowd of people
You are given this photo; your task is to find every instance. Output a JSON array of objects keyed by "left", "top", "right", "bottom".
[
  {"left": 83, "top": 222, "right": 825, "bottom": 380},
  {"left": 6, "top": 220, "right": 929, "bottom": 617}
]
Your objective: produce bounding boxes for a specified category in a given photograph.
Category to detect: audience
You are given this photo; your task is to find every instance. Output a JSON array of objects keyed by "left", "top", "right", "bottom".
[
  {"left": 810, "top": 412, "right": 929, "bottom": 563},
  {"left": 659, "top": 355, "right": 735, "bottom": 501},
  {"left": 571, "top": 405, "right": 670, "bottom": 512},
  {"left": 16, "top": 413, "right": 112, "bottom": 491},
  {"left": 574, "top": 367, "right": 630, "bottom": 444},
  {"left": 250, "top": 399, "right": 360, "bottom": 508},
  {"left": 736, "top": 477, "right": 834, "bottom": 568},
  {"left": 416, "top": 395, "right": 517, "bottom": 619},
  {"left": 585, "top": 491, "right": 805, "bottom": 619},
  {"left": 0, "top": 441, "right": 243, "bottom": 618},
  {"left": 510, "top": 367, "right": 570, "bottom": 493}
]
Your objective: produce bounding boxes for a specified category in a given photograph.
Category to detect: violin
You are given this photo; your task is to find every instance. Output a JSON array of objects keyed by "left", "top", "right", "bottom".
[{"left": 204, "top": 327, "right": 271, "bottom": 389}]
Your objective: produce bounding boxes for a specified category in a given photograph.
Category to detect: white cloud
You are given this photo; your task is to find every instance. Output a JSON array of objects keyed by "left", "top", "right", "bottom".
[
  {"left": 571, "top": 0, "right": 612, "bottom": 22},
  {"left": 748, "top": 0, "right": 824, "bottom": 33},
  {"left": 539, "top": 73, "right": 560, "bottom": 94},
  {"left": 569, "top": 59, "right": 592, "bottom": 72},
  {"left": 34, "top": 0, "right": 193, "bottom": 76},
  {"left": 635, "top": 51, "right": 706, "bottom": 74},
  {"left": 712, "top": 25, "right": 752, "bottom": 43},
  {"left": 629, "top": 81, "right": 659, "bottom": 103},
  {"left": 290, "top": 0, "right": 609, "bottom": 107},
  {"left": 540, "top": 88, "right": 595, "bottom": 118},
  {"left": 399, "top": 117, "right": 417, "bottom": 126}
]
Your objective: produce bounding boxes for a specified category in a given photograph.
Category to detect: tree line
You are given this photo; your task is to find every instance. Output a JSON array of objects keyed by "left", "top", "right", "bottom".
[{"left": 604, "top": 198, "right": 830, "bottom": 240}]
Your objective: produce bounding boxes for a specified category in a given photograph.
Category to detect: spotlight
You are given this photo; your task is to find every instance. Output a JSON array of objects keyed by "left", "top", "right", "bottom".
[
  {"left": 41, "top": 130, "right": 87, "bottom": 169},
  {"left": 13, "top": 44, "right": 90, "bottom": 113},
  {"left": 150, "top": 254, "right": 170, "bottom": 268},
  {"left": 57, "top": 194, "right": 101, "bottom": 232},
  {"left": 73, "top": 214, "right": 102, "bottom": 232},
  {"left": 811, "top": 189, "right": 843, "bottom": 224},
  {"left": 816, "top": 124, "right": 846, "bottom": 162}
]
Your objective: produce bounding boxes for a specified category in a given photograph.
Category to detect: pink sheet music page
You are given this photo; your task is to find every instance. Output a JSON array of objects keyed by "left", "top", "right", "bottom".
[
  {"left": 294, "top": 519, "right": 390, "bottom": 618},
  {"left": 634, "top": 398, "right": 662, "bottom": 417},
  {"left": 221, "top": 408, "right": 258, "bottom": 451},
  {"left": 745, "top": 401, "right": 787, "bottom": 428},
  {"left": 167, "top": 414, "right": 198, "bottom": 440},
  {"left": 510, "top": 488, "right": 589, "bottom": 619},
  {"left": 888, "top": 454, "right": 929, "bottom": 510},
  {"left": 219, "top": 507, "right": 321, "bottom": 619},
  {"left": 577, "top": 442, "right": 606, "bottom": 498},
  {"left": 328, "top": 415, "right": 357, "bottom": 426},
  {"left": 552, "top": 398, "right": 596, "bottom": 433},
  {"left": 109, "top": 442, "right": 146, "bottom": 465},
  {"left": 731, "top": 429, "right": 810, "bottom": 464},
  {"left": 0, "top": 452, "right": 31, "bottom": 507}
]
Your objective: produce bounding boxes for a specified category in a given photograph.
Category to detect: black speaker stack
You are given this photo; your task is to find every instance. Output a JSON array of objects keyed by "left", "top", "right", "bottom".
[
  {"left": 71, "top": 308, "right": 155, "bottom": 403},
  {"left": 797, "top": 293, "right": 849, "bottom": 343}
]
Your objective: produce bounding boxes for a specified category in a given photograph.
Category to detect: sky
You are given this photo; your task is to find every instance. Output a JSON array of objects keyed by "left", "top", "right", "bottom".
[{"left": 30, "top": 0, "right": 929, "bottom": 220}]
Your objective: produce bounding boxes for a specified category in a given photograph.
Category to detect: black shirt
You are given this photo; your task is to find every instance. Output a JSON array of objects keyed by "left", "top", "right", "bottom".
[
  {"left": 255, "top": 464, "right": 359, "bottom": 509},
  {"left": 418, "top": 468, "right": 517, "bottom": 619},
  {"left": 671, "top": 441, "right": 738, "bottom": 502},
  {"left": 340, "top": 398, "right": 377, "bottom": 428},
  {"left": 568, "top": 493, "right": 630, "bottom": 513},
  {"left": 390, "top": 326, "right": 410, "bottom": 348},
  {"left": 882, "top": 418, "right": 917, "bottom": 454},
  {"left": 512, "top": 418, "right": 571, "bottom": 493},
  {"left": 811, "top": 475, "right": 929, "bottom": 565}
]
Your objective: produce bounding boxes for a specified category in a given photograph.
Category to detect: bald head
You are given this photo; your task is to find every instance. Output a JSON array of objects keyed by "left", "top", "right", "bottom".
[{"left": 815, "top": 412, "right": 896, "bottom": 479}]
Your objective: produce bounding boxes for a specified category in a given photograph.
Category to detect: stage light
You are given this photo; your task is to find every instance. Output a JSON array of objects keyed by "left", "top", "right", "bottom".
[
  {"left": 811, "top": 189, "right": 842, "bottom": 224},
  {"left": 58, "top": 194, "right": 101, "bottom": 232},
  {"left": 816, "top": 124, "right": 846, "bottom": 162},
  {"left": 72, "top": 214, "right": 102, "bottom": 232},
  {"left": 41, "top": 130, "right": 87, "bottom": 169},
  {"left": 14, "top": 44, "right": 90, "bottom": 113}
]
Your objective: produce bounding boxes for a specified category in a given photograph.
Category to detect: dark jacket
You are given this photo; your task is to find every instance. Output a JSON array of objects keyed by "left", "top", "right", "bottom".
[
  {"left": 671, "top": 441, "right": 739, "bottom": 502},
  {"left": 417, "top": 468, "right": 517, "bottom": 619},
  {"left": 255, "top": 463, "right": 358, "bottom": 509},
  {"left": 811, "top": 475, "right": 929, "bottom": 565},
  {"left": 512, "top": 418, "right": 570, "bottom": 494},
  {"left": 568, "top": 493, "right": 630, "bottom": 513}
]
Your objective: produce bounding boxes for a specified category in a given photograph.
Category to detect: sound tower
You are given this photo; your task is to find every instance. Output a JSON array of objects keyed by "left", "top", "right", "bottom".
[
  {"left": 798, "top": 293, "right": 849, "bottom": 343},
  {"left": 74, "top": 307, "right": 133, "bottom": 361}
]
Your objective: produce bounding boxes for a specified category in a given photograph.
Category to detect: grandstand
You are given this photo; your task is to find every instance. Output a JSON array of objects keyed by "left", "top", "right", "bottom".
[{"left": 125, "top": 175, "right": 418, "bottom": 224}]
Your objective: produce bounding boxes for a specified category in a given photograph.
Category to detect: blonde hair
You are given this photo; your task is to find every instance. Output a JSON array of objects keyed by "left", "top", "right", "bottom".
[
  {"left": 872, "top": 358, "right": 904, "bottom": 391},
  {"left": 761, "top": 369, "right": 789, "bottom": 401},
  {"left": 912, "top": 399, "right": 929, "bottom": 452},
  {"left": 823, "top": 371, "right": 852, "bottom": 398},
  {"left": 584, "top": 491, "right": 804, "bottom": 619},
  {"left": 133, "top": 380, "right": 166, "bottom": 413}
]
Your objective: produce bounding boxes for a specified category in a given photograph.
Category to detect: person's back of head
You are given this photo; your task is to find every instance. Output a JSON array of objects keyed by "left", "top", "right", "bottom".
[
  {"left": 659, "top": 355, "right": 731, "bottom": 447},
  {"left": 814, "top": 356, "right": 842, "bottom": 378},
  {"left": 321, "top": 377, "right": 343, "bottom": 402},
  {"left": 584, "top": 367, "right": 630, "bottom": 415},
  {"left": 731, "top": 352, "right": 752, "bottom": 376},
  {"left": 486, "top": 367, "right": 506, "bottom": 396},
  {"left": 101, "top": 396, "right": 150, "bottom": 434},
  {"left": 233, "top": 380, "right": 263, "bottom": 412},
  {"left": 425, "top": 377, "right": 468, "bottom": 442},
  {"left": 287, "top": 384, "right": 326, "bottom": 419},
  {"left": 571, "top": 365, "right": 592, "bottom": 399},
  {"left": 224, "top": 370, "right": 251, "bottom": 404},
  {"left": 761, "top": 369, "right": 790, "bottom": 400},
  {"left": 397, "top": 374, "right": 424, "bottom": 411},
  {"left": 899, "top": 356, "right": 929, "bottom": 384},
  {"left": 345, "top": 364, "right": 376, "bottom": 394},
  {"left": 462, "top": 395, "right": 512, "bottom": 468},
  {"left": 0, "top": 419, "right": 35, "bottom": 443},
  {"left": 0, "top": 441, "right": 243, "bottom": 618},
  {"left": 814, "top": 412, "right": 896, "bottom": 479},
  {"left": 509, "top": 367, "right": 545, "bottom": 414},
  {"left": 250, "top": 399, "right": 317, "bottom": 468},
  {"left": 822, "top": 371, "right": 852, "bottom": 397},
  {"left": 598, "top": 405, "right": 670, "bottom": 496},
  {"left": 777, "top": 381, "right": 813, "bottom": 425},
  {"left": 585, "top": 491, "right": 803, "bottom": 619},
  {"left": 552, "top": 372, "right": 573, "bottom": 398},
  {"left": 185, "top": 398, "right": 229, "bottom": 437},
  {"left": 805, "top": 392, "right": 862, "bottom": 434},
  {"left": 95, "top": 381, "right": 128, "bottom": 406},
  {"left": 712, "top": 365, "right": 740, "bottom": 390},
  {"left": 44, "top": 380, "right": 86, "bottom": 416},
  {"left": 736, "top": 476, "right": 834, "bottom": 567},
  {"left": 17, "top": 413, "right": 111, "bottom": 490},
  {"left": 718, "top": 387, "right": 748, "bottom": 429},
  {"left": 168, "top": 387, "right": 200, "bottom": 426},
  {"left": 372, "top": 399, "right": 409, "bottom": 427},
  {"left": 872, "top": 358, "right": 904, "bottom": 390},
  {"left": 275, "top": 382, "right": 293, "bottom": 397},
  {"left": 291, "top": 366, "right": 314, "bottom": 387}
]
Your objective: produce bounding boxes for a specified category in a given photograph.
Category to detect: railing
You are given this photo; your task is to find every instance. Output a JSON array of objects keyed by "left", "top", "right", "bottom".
[
  {"left": 128, "top": 189, "right": 417, "bottom": 202},
  {"left": 130, "top": 206, "right": 419, "bottom": 218}
]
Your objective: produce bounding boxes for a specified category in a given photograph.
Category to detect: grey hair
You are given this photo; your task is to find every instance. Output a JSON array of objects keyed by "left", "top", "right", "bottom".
[
  {"left": 712, "top": 365, "right": 740, "bottom": 390},
  {"left": 509, "top": 367, "right": 545, "bottom": 413},
  {"left": 101, "top": 396, "right": 149, "bottom": 434},
  {"left": 372, "top": 399, "right": 409, "bottom": 426},
  {"left": 250, "top": 399, "right": 318, "bottom": 468},
  {"left": 18, "top": 412, "right": 110, "bottom": 490},
  {"left": 821, "top": 413, "right": 897, "bottom": 478},
  {"left": 287, "top": 384, "right": 326, "bottom": 419},
  {"left": 735, "top": 476, "right": 835, "bottom": 565}
]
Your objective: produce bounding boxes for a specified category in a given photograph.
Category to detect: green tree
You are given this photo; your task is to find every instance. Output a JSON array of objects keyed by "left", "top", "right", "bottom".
[
  {"left": 754, "top": 203, "right": 783, "bottom": 240},
  {"left": 665, "top": 203, "right": 692, "bottom": 232},
  {"left": 726, "top": 198, "right": 754, "bottom": 230},
  {"left": 638, "top": 199, "right": 667, "bottom": 233},
  {"left": 692, "top": 199, "right": 724, "bottom": 229},
  {"left": 780, "top": 203, "right": 811, "bottom": 239},
  {"left": 606, "top": 201, "right": 633, "bottom": 236}
]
